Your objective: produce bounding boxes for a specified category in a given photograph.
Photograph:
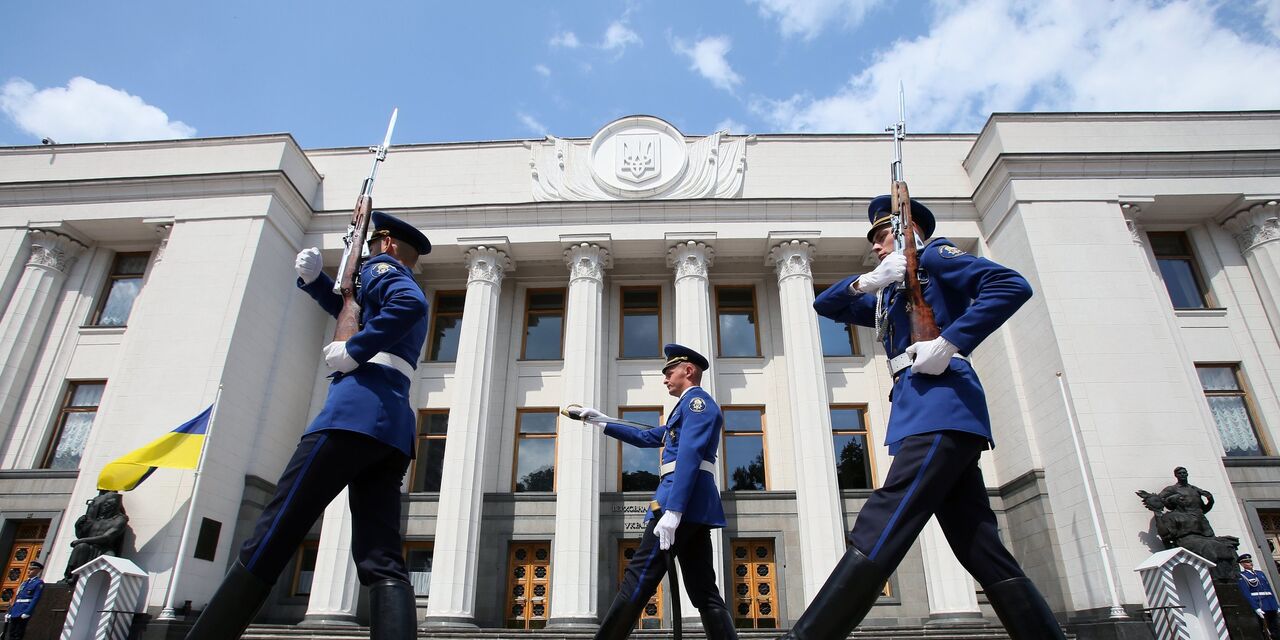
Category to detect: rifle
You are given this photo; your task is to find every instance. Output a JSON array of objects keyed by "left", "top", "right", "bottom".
[
  {"left": 332, "top": 108, "right": 398, "bottom": 341},
  {"left": 886, "top": 86, "right": 940, "bottom": 343}
]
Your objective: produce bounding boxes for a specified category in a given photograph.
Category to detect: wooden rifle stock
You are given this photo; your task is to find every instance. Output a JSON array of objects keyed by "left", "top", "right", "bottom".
[
  {"left": 334, "top": 192, "right": 372, "bottom": 341},
  {"left": 892, "top": 181, "right": 940, "bottom": 343}
]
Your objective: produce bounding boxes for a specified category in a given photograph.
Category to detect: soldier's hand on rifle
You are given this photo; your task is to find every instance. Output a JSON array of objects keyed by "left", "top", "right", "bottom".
[
  {"left": 905, "top": 336, "right": 959, "bottom": 376},
  {"left": 295, "top": 248, "right": 322, "bottom": 284},
  {"left": 656, "top": 510, "right": 682, "bottom": 550},
  {"left": 323, "top": 341, "right": 358, "bottom": 373},
  {"left": 853, "top": 252, "right": 906, "bottom": 294}
]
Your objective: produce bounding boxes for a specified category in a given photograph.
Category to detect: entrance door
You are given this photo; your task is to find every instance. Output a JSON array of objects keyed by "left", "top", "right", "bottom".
[
  {"left": 619, "top": 540, "right": 663, "bottom": 628},
  {"left": 505, "top": 542, "right": 551, "bottom": 629},
  {"left": 1, "top": 520, "right": 48, "bottom": 613},
  {"left": 729, "top": 538, "right": 778, "bottom": 629}
]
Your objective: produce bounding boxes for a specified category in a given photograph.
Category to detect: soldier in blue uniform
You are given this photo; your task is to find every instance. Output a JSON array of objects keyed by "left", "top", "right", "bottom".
[
  {"left": 577, "top": 344, "right": 738, "bottom": 640},
  {"left": 4, "top": 561, "right": 43, "bottom": 640},
  {"left": 186, "top": 212, "right": 430, "bottom": 640},
  {"left": 779, "top": 196, "right": 1064, "bottom": 640},
  {"left": 1238, "top": 553, "right": 1280, "bottom": 637}
]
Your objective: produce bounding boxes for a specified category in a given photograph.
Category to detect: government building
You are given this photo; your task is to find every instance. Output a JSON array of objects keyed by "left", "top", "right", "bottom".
[{"left": 0, "top": 111, "right": 1277, "bottom": 638}]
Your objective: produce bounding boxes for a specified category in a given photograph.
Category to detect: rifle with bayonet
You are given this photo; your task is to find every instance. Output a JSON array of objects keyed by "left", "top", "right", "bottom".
[
  {"left": 886, "top": 87, "right": 940, "bottom": 343},
  {"left": 332, "top": 108, "right": 399, "bottom": 341}
]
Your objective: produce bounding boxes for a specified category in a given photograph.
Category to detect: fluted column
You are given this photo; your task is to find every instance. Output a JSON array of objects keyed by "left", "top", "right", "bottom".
[
  {"left": 919, "top": 518, "right": 982, "bottom": 623},
  {"left": 304, "top": 488, "right": 360, "bottom": 625},
  {"left": 1223, "top": 201, "right": 1280, "bottom": 340},
  {"left": 423, "top": 246, "right": 511, "bottom": 628},
  {"left": 769, "top": 240, "right": 846, "bottom": 603},
  {"left": 548, "top": 243, "right": 610, "bottom": 628},
  {"left": 0, "top": 230, "right": 86, "bottom": 443}
]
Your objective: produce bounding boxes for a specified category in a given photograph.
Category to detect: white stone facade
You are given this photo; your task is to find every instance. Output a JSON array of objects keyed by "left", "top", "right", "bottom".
[{"left": 0, "top": 112, "right": 1277, "bottom": 632}]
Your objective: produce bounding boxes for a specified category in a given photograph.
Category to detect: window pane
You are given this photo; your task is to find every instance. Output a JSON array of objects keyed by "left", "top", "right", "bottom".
[
  {"left": 725, "top": 436, "right": 765, "bottom": 490},
  {"left": 48, "top": 412, "right": 96, "bottom": 470},
  {"left": 515, "top": 438, "right": 555, "bottom": 492},
  {"left": 413, "top": 439, "right": 447, "bottom": 492},
  {"left": 622, "top": 312, "right": 660, "bottom": 358},
  {"left": 623, "top": 289, "right": 659, "bottom": 309},
  {"left": 718, "top": 288, "right": 754, "bottom": 308},
  {"left": 295, "top": 546, "right": 318, "bottom": 596},
  {"left": 620, "top": 445, "right": 660, "bottom": 492},
  {"left": 406, "top": 548, "right": 433, "bottom": 596},
  {"left": 833, "top": 433, "right": 872, "bottom": 489},
  {"left": 430, "top": 314, "right": 462, "bottom": 361},
  {"left": 718, "top": 311, "right": 759, "bottom": 357},
  {"left": 97, "top": 277, "right": 142, "bottom": 326},
  {"left": 817, "top": 315, "right": 856, "bottom": 356},
  {"left": 1156, "top": 259, "right": 1206, "bottom": 309},
  {"left": 528, "top": 292, "right": 564, "bottom": 310},
  {"left": 524, "top": 314, "right": 563, "bottom": 359},
  {"left": 830, "top": 408, "right": 866, "bottom": 430},
  {"left": 519, "top": 412, "right": 558, "bottom": 434},
  {"left": 437, "top": 293, "right": 466, "bottom": 313},
  {"left": 723, "top": 409, "right": 763, "bottom": 433},
  {"left": 114, "top": 254, "right": 150, "bottom": 275},
  {"left": 1149, "top": 233, "right": 1190, "bottom": 256},
  {"left": 422, "top": 413, "right": 449, "bottom": 435},
  {"left": 69, "top": 383, "right": 105, "bottom": 407},
  {"left": 1207, "top": 396, "right": 1263, "bottom": 456},
  {"left": 1197, "top": 366, "right": 1240, "bottom": 391}
]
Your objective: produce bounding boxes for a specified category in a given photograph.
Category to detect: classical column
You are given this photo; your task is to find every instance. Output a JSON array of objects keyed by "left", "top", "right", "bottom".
[
  {"left": 304, "top": 489, "right": 360, "bottom": 625},
  {"left": 768, "top": 240, "right": 846, "bottom": 603},
  {"left": 1223, "top": 201, "right": 1280, "bottom": 340},
  {"left": 919, "top": 519, "right": 982, "bottom": 623},
  {"left": 0, "top": 230, "right": 86, "bottom": 442},
  {"left": 548, "top": 242, "right": 610, "bottom": 628},
  {"left": 423, "top": 246, "right": 510, "bottom": 628}
]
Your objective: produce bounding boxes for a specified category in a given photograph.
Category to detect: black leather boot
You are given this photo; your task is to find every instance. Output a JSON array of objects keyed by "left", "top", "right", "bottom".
[
  {"left": 777, "top": 547, "right": 889, "bottom": 640},
  {"left": 369, "top": 579, "right": 417, "bottom": 640},
  {"left": 184, "top": 561, "right": 273, "bottom": 640},
  {"left": 594, "top": 593, "right": 646, "bottom": 640},
  {"left": 699, "top": 604, "right": 739, "bottom": 640},
  {"left": 985, "top": 577, "right": 1067, "bottom": 640}
]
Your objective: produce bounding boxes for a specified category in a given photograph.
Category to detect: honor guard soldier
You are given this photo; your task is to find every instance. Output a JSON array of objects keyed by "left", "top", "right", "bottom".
[
  {"left": 186, "top": 211, "right": 430, "bottom": 640},
  {"left": 576, "top": 344, "right": 738, "bottom": 640},
  {"left": 1238, "top": 553, "right": 1280, "bottom": 638},
  {"left": 4, "top": 561, "right": 43, "bottom": 640},
  {"left": 783, "top": 196, "right": 1064, "bottom": 640}
]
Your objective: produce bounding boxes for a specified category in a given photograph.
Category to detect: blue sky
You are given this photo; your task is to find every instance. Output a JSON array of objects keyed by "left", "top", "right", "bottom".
[{"left": 2, "top": 0, "right": 1279, "bottom": 148}]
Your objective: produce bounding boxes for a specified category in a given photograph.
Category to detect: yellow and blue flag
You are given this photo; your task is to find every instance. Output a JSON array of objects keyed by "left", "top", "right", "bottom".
[{"left": 97, "top": 405, "right": 212, "bottom": 492}]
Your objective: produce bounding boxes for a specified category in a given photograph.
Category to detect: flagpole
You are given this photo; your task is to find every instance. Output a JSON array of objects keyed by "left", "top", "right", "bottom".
[{"left": 158, "top": 385, "right": 223, "bottom": 621}]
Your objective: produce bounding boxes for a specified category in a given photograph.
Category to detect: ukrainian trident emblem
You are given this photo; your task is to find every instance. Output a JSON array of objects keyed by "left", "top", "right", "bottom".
[{"left": 616, "top": 133, "right": 660, "bottom": 183}]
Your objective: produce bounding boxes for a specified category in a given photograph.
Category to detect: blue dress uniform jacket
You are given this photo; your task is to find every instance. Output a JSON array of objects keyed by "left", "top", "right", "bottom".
[
  {"left": 297, "top": 253, "right": 429, "bottom": 457},
  {"left": 7, "top": 576, "right": 42, "bottom": 618},
  {"left": 1240, "top": 569, "right": 1280, "bottom": 611},
  {"left": 603, "top": 386, "right": 727, "bottom": 527},
  {"left": 814, "top": 238, "right": 1032, "bottom": 453}
]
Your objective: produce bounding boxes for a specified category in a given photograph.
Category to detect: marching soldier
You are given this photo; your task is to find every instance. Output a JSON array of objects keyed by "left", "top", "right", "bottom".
[
  {"left": 783, "top": 196, "right": 1064, "bottom": 639},
  {"left": 576, "top": 344, "right": 738, "bottom": 639},
  {"left": 186, "top": 211, "right": 430, "bottom": 640},
  {"left": 1238, "top": 553, "right": 1280, "bottom": 638},
  {"left": 4, "top": 561, "right": 43, "bottom": 640}
]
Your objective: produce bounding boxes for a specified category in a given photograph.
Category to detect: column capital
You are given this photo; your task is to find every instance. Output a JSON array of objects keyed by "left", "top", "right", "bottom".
[
  {"left": 667, "top": 240, "right": 715, "bottom": 281},
  {"left": 1223, "top": 201, "right": 1280, "bottom": 254},
  {"left": 27, "top": 229, "right": 87, "bottom": 274},
  {"left": 463, "top": 246, "right": 511, "bottom": 286},
  {"left": 563, "top": 242, "right": 611, "bottom": 284},
  {"left": 769, "top": 240, "right": 816, "bottom": 283}
]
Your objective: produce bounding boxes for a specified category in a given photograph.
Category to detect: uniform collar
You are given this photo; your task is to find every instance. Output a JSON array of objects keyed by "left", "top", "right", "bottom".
[
  {"left": 366, "top": 253, "right": 406, "bottom": 272},
  {"left": 678, "top": 385, "right": 700, "bottom": 400}
]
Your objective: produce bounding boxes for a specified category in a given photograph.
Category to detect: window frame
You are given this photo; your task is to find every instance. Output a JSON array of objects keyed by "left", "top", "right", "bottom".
[
  {"left": 90, "top": 251, "right": 150, "bottom": 327},
  {"left": 403, "top": 539, "right": 434, "bottom": 599},
  {"left": 721, "top": 405, "right": 768, "bottom": 491},
  {"left": 289, "top": 539, "right": 320, "bottom": 597},
  {"left": 512, "top": 408, "right": 559, "bottom": 492},
  {"left": 40, "top": 380, "right": 107, "bottom": 469},
  {"left": 520, "top": 288, "right": 567, "bottom": 361},
  {"left": 616, "top": 405, "right": 665, "bottom": 492},
  {"left": 410, "top": 409, "right": 449, "bottom": 493},
  {"left": 1195, "top": 363, "right": 1270, "bottom": 456},
  {"left": 830, "top": 404, "right": 876, "bottom": 490},
  {"left": 1148, "top": 231, "right": 1215, "bottom": 309},
  {"left": 425, "top": 290, "right": 466, "bottom": 362},
  {"left": 814, "top": 283, "right": 862, "bottom": 357},
  {"left": 714, "top": 284, "right": 762, "bottom": 358},
  {"left": 618, "top": 286, "right": 663, "bottom": 359}
]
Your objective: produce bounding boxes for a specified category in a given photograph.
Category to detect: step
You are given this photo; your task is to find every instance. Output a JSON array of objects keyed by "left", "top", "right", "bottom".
[{"left": 240, "top": 623, "right": 1073, "bottom": 640}]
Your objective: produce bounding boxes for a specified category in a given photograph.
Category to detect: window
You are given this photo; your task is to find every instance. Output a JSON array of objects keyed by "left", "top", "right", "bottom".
[
  {"left": 427, "top": 291, "right": 465, "bottom": 362},
  {"left": 831, "top": 406, "right": 874, "bottom": 489},
  {"left": 521, "top": 289, "right": 566, "bottom": 360},
  {"left": 620, "top": 287, "right": 662, "bottom": 358},
  {"left": 618, "top": 407, "right": 663, "bottom": 492},
  {"left": 722, "top": 407, "right": 766, "bottom": 490},
  {"left": 404, "top": 541, "right": 434, "bottom": 597},
  {"left": 1196, "top": 364, "right": 1267, "bottom": 456},
  {"left": 716, "top": 286, "right": 761, "bottom": 357},
  {"left": 815, "top": 284, "right": 861, "bottom": 356},
  {"left": 411, "top": 411, "right": 448, "bottom": 492},
  {"left": 41, "top": 381, "right": 106, "bottom": 469},
  {"left": 513, "top": 410, "right": 557, "bottom": 492},
  {"left": 1149, "top": 232, "right": 1212, "bottom": 309},
  {"left": 91, "top": 252, "right": 149, "bottom": 326},
  {"left": 291, "top": 540, "right": 319, "bottom": 596}
]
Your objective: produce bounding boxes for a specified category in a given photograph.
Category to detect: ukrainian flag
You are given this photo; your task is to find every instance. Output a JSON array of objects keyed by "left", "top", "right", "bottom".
[{"left": 97, "top": 405, "right": 212, "bottom": 492}]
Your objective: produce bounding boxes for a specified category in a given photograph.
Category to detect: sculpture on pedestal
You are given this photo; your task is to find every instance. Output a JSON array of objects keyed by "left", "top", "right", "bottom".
[
  {"left": 62, "top": 490, "right": 129, "bottom": 583},
  {"left": 1137, "top": 466, "right": 1239, "bottom": 580}
]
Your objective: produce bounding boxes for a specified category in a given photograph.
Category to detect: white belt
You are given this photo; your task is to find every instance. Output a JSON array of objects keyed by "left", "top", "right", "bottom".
[
  {"left": 888, "top": 352, "right": 970, "bottom": 377},
  {"left": 369, "top": 352, "right": 414, "bottom": 379},
  {"left": 660, "top": 460, "right": 716, "bottom": 477}
]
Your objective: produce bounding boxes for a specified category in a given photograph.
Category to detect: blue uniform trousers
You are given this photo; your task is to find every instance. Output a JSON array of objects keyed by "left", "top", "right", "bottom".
[
  {"left": 849, "top": 431, "right": 1024, "bottom": 587},
  {"left": 239, "top": 430, "right": 411, "bottom": 585},
  {"left": 617, "top": 510, "right": 727, "bottom": 614}
]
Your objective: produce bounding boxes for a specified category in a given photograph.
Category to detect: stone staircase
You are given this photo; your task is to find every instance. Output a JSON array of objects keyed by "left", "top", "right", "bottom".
[{"left": 239, "top": 623, "right": 1077, "bottom": 640}]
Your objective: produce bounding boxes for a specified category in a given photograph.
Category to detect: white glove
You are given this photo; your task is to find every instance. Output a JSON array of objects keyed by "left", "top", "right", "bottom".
[
  {"left": 853, "top": 252, "right": 906, "bottom": 294},
  {"left": 19, "top": 614, "right": 28, "bottom": 619},
  {"left": 577, "top": 407, "right": 606, "bottom": 426},
  {"left": 905, "top": 336, "right": 959, "bottom": 376},
  {"left": 323, "top": 341, "right": 358, "bottom": 373},
  {"left": 1258, "top": 608, "right": 1266, "bottom": 618},
  {"left": 655, "top": 510, "right": 682, "bottom": 550},
  {"left": 295, "top": 247, "right": 322, "bottom": 284},
  {"left": 4, "top": 614, "right": 9, "bottom": 621}
]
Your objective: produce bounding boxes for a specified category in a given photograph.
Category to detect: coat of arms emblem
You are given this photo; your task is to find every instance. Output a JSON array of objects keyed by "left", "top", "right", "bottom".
[{"left": 616, "top": 133, "right": 660, "bottom": 183}]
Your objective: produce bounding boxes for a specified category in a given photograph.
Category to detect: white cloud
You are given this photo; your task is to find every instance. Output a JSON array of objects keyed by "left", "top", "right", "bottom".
[
  {"left": 550, "top": 31, "right": 581, "bottom": 48},
  {"left": 673, "top": 36, "right": 743, "bottom": 92},
  {"left": 533, "top": 64, "right": 551, "bottom": 77},
  {"left": 1260, "top": 0, "right": 1280, "bottom": 40},
  {"left": 602, "top": 21, "right": 642, "bottom": 53},
  {"left": 518, "top": 112, "right": 548, "bottom": 136},
  {"left": 715, "top": 118, "right": 749, "bottom": 134},
  {"left": 747, "top": 0, "right": 885, "bottom": 40},
  {"left": 753, "top": 0, "right": 1280, "bottom": 133},
  {"left": 1, "top": 76, "right": 195, "bottom": 143}
]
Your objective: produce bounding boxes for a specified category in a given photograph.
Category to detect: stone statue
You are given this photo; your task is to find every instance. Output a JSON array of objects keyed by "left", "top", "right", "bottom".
[
  {"left": 62, "top": 490, "right": 129, "bottom": 583},
  {"left": 1137, "top": 467, "right": 1239, "bottom": 581}
]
